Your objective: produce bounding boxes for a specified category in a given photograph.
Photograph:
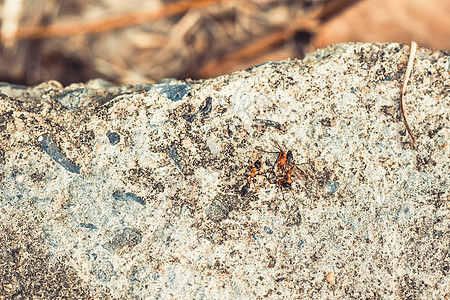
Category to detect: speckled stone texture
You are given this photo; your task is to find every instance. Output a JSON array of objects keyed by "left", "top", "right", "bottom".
[{"left": 0, "top": 43, "right": 449, "bottom": 299}]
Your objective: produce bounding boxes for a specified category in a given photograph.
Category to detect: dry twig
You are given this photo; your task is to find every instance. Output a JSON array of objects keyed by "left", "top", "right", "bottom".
[
  {"left": 400, "top": 41, "right": 417, "bottom": 146},
  {"left": 0, "top": 0, "right": 229, "bottom": 41},
  {"left": 199, "top": 0, "right": 361, "bottom": 78}
]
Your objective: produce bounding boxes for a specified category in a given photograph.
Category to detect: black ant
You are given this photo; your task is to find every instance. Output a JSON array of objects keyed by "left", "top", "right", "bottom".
[{"left": 240, "top": 157, "right": 262, "bottom": 196}]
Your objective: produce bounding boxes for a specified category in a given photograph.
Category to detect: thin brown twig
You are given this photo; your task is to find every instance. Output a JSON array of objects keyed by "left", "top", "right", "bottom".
[
  {"left": 199, "top": 0, "right": 361, "bottom": 78},
  {"left": 400, "top": 41, "right": 417, "bottom": 146},
  {"left": 199, "top": 19, "right": 318, "bottom": 77},
  {"left": 0, "top": 0, "right": 229, "bottom": 41}
]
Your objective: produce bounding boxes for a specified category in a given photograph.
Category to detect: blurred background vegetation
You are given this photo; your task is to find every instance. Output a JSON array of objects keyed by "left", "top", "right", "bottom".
[{"left": 0, "top": 0, "right": 448, "bottom": 86}]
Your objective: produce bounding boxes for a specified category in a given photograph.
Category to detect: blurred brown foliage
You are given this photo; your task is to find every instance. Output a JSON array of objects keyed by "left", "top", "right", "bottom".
[{"left": 0, "top": 0, "right": 448, "bottom": 86}]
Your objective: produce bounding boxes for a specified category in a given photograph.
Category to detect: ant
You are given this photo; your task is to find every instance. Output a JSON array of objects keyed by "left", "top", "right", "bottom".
[
  {"left": 276, "top": 163, "right": 296, "bottom": 188},
  {"left": 277, "top": 160, "right": 309, "bottom": 190},
  {"left": 240, "top": 157, "right": 262, "bottom": 196},
  {"left": 275, "top": 149, "right": 293, "bottom": 174},
  {"left": 256, "top": 140, "right": 307, "bottom": 189},
  {"left": 256, "top": 140, "right": 292, "bottom": 184}
]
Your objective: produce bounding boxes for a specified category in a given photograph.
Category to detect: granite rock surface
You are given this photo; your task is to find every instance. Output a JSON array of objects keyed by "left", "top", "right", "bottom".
[{"left": 0, "top": 43, "right": 449, "bottom": 299}]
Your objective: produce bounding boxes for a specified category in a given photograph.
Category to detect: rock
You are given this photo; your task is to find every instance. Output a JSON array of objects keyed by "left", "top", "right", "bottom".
[
  {"left": 0, "top": 43, "right": 448, "bottom": 298},
  {"left": 326, "top": 272, "right": 336, "bottom": 285}
]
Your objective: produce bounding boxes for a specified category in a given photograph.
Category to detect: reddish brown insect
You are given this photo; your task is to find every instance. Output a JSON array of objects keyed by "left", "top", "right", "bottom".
[
  {"left": 276, "top": 160, "right": 309, "bottom": 189},
  {"left": 277, "top": 163, "right": 294, "bottom": 188},
  {"left": 240, "top": 157, "right": 262, "bottom": 196},
  {"left": 256, "top": 141, "right": 293, "bottom": 185},
  {"left": 275, "top": 150, "right": 293, "bottom": 175},
  {"left": 257, "top": 140, "right": 307, "bottom": 189}
]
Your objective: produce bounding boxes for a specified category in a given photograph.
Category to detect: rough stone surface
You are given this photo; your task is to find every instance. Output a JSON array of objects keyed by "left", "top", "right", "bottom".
[{"left": 0, "top": 43, "right": 449, "bottom": 299}]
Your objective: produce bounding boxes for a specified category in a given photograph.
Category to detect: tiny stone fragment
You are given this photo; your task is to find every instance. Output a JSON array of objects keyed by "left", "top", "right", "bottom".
[
  {"left": 144, "top": 83, "right": 191, "bottom": 102},
  {"left": 79, "top": 223, "right": 98, "bottom": 230},
  {"left": 103, "top": 227, "right": 142, "bottom": 252},
  {"left": 106, "top": 131, "right": 120, "bottom": 145},
  {"left": 327, "top": 272, "right": 336, "bottom": 285},
  {"left": 39, "top": 134, "right": 80, "bottom": 174},
  {"left": 264, "top": 226, "right": 273, "bottom": 234},
  {"left": 112, "top": 191, "right": 145, "bottom": 206}
]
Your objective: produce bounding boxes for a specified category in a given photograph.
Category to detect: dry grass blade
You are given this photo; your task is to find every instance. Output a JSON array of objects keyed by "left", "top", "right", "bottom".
[
  {"left": 0, "top": 0, "right": 229, "bottom": 41},
  {"left": 400, "top": 41, "right": 417, "bottom": 146}
]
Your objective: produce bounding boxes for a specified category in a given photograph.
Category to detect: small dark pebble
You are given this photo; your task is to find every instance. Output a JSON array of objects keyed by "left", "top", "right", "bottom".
[
  {"left": 106, "top": 131, "right": 120, "bottom": 145},
  {"left": 264, "top": 226, "right": 273, "bottom": 234},
  {"left": 168, "top": 147, "right": 183, "bottom": 172},
  {"left": 200, "top": 97, "right": 212, "bottom": 116},
  {"left": 184, "top": 97, "right": 213, "bottom": 122},
  {"left": 158, "top": 84, "right": 191, "bottom": 102},
  {"left": 39, "top": 134, "right": 80, "bottom": 174},
  {"left": 255, "top": 118, "right": 281, "bottom": 130},
  {"left": 326, "top": 182, "right": 340, "bottom": 194},
  {"left": 79, "top": 223, "right": 98, "bottom": 230},
  {"left": 142, "top": 83, "right": 192, "bottom": 102},
  {"left": 112, "top": 191, "right": 145, "bottom": 206}
]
